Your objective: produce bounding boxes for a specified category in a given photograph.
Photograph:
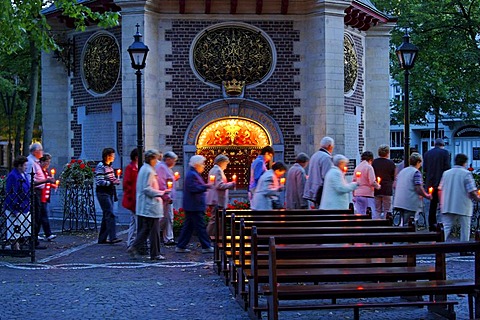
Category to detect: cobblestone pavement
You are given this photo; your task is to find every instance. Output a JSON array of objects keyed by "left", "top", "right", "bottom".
[{"left": 0, "top": 204, "right": 475, "bottom": 320}]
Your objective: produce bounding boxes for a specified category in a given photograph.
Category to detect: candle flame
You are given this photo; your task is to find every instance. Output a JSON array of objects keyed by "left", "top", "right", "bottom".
[
  {"left": 428, "top": 187, "right": 433, "bottom": 194},
  {"left": 355, "top": 171, "right": 361, "bottom": 178},
  {"left": 232, "top": 174, "right": 237, "bottom": 182},
  {"left": 280, "top": 177, "right": 286, "bottom": 185},
  {"left": 377, "top": 177, "right": 381, "bottom": 184}
]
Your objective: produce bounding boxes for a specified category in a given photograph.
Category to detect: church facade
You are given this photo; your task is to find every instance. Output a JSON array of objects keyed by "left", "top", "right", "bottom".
[{"left": 42, "top": 0, "right": 395, "bottom": 189}]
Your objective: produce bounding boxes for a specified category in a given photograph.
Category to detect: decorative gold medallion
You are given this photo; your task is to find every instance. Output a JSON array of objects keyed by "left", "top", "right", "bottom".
[{"left": 344, "top": 35, "right": 358, "bottom": 94}]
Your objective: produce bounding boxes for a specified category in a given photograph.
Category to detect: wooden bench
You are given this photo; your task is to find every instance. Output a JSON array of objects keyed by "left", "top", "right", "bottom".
[
  {"left": 225, "top": 215, "right": 388, "bottom": 291},
  {"left": 212, "top": 208, "right": 354, "bottom": 275},
  {"left": 244, "top": 221, "right": 420, "bottom": 317},
  {"left": 266, "top": 231, "right": 480, "bottom": 320}
]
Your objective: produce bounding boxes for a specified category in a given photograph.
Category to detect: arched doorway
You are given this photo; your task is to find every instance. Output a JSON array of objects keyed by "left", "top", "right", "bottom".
[
  {"left": 196, "top": 118, "right": 271, "bottom": 189},
  {"left": 183, "top": 98, "right": 284, "bottom": 190}
]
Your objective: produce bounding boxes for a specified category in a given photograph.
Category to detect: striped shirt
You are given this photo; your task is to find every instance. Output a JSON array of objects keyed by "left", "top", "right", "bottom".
[{"left": 95, "top": 162, "right": 116, "bottom": 187}]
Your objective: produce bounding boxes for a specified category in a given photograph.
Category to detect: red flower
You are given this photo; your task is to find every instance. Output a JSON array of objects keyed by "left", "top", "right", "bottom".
[
  {"left": 77, "top": 159, "right": 82, "bottom": 163},
  {"left": 70, "top": 159, "right": 76, "bottom": 163},
  {"left": 67, "top": 164, "right": 71, "bottom": 168},
  {"left": 80, "top": 163, "right": 86, "bottom": 169},
  {"left": 469, "top": 167, "right": 474, "bottom": 172}
]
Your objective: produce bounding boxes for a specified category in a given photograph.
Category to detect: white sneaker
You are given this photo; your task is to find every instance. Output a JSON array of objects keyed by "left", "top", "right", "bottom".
[
  {"left": 175, "top": 247, "right": 191, "bottom": 253},
  {"left": 46, "top": 234, "right": 57, "bottom": 241}
]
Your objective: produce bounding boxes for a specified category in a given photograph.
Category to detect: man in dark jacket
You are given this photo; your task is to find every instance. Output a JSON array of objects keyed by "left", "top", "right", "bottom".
[{"left": 423, "top": 138, "right": 450, "bottom": 231}]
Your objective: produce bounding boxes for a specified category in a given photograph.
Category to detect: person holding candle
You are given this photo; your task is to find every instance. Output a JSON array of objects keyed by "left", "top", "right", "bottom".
[
  {"left": 122, "top": 148, "right": 139, "bottom": 249},
  {"left": 303, "top": 136, "right": 334, "bottom": 208},
  {"left": 393, "top": 153, "right": 432, "bottom": 226},
  {"left": 320, "top": 155, "right": 358, "bottom": 210},
  {"left": 423, "top": 138, "right": 451, "bottom": 231},
  {"left": 96, "top": 147, "right": 122, "bottom": 244},
  {"left": 156, "top": 151, "right": 179, "bottom": 246},
  {"left": 206, "top": 155, "right": 236, "bottom": 236},
  {"left": 26, "top": 142, "right": 51, "bottom": 249},
  {"left": 249, "top": 146, "right": 275, "bottom": 199},
  {"left": 37, "top": 153, "right": 57, "bottom": 241},
  {"left": 176, "top": 155, "right": 214, "bottom": 254},
  {"left": 285, "top": 153, "right": 310, "bottom": 209},
  {"left": 128, "top": 149, "right": 169, "bottom": 260},
  {"left": 372, "top": 144, "right": 396, "bottom": 219},
  {"left": 251, "top": 162, "right": 287, "bottom": 210},
  {"left": 352, "top": 151, "right": 380, "bottom": 216},
  {"left": 439, "top": 153, "right": 480, "bottom": 248}
]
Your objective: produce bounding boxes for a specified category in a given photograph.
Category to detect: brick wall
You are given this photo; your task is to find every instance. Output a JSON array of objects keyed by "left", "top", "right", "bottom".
[
  {"left": 345, "top": 32, "right": 365, "bottom": 155},
  {"left": 70, "top": 27, "right": 122, "bottom": 159},
  {"left": 165, "top": 20, "right": 301, "bottom": 165}
]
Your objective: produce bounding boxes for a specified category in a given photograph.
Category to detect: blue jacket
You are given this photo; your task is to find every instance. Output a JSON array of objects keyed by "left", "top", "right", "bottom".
[
  {"left": 183, "top": 167, "right": 209, "bottom": 211},
  {"left": 3, "top": 168, "right": 31, "bottom": 214}
]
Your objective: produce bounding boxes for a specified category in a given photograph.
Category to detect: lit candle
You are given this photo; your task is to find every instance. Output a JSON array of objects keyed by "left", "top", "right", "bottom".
[
  {"left": 232, "top": 174, "right": 237, "bottom": 191},
  {"left": 478, "top": 190, "right": 480, "bottom": 196},
  {"left": 167, "top": 181, "right": 173, "bottom": 189},
  {"left": 377, "top": 177, "right": 381, "bottom": 184},
  {"left": 280, "top": 177, "right": 286, "bottom": 185},
  {"left": 343, "top": 166, "right": 348, "bottom": 173},
  {"left": 50, "top": 168, "right": 56, "bottom": 178},
  {"left": 55, "top": 180, "right": 60, "bottom": 192},
  {"left": 355, "top": 171, "right": 361, "bottom": 178},
  {"left": 209, "top": 175, "right": 215, "bottom": 183},
  {"left": 428, "top": 187, "right": 433, "bottom": 195},
  {"left": 116, "top": 169, "right": 122, "bottom": 179},
  {"left": 174, "top": 171, "right": 180, "bottom": 180}
]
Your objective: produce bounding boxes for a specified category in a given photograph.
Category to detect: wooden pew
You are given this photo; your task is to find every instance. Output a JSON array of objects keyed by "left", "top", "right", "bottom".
[
  {"left": 265, "top": 231, "right": 480, "bottom": 320},
  {"left": 225, "top": 215, "right": 388, "bottom": 291}
]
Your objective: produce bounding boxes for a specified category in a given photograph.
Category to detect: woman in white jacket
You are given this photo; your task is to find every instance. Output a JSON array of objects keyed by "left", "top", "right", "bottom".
[
  {"left": 320, "top": 154, "right": 358, "bottom": 210},
  {"left": 128, "top": 149, "right": 169, "bottom": 260}
]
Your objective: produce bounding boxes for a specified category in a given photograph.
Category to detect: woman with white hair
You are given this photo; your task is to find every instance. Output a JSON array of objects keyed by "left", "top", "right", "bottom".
[
  {"left": 206, "top": 154, "right": 236, "bottom": 236},
  {"left": 176, "top": 155, "right": 214, "bottom": 253},
  {"left": 128, "top": 149, "right": 168, "bottom": 260},
  {"left": 320, "top": 154, "right": 358, "bottom": 210}
]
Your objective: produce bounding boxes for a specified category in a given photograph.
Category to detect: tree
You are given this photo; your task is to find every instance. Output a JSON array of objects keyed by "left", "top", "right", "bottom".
[
  {"left": 0, "top": 0, "right": 119, "bottom": 155},
  {"left": 374, "top": 0, "right": 480, "bottom": 133}
]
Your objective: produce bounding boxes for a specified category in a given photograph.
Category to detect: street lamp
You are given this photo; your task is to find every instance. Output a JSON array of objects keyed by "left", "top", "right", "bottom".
[
  {"left": 396, "top": 30, "right": 419, "bottom": 168},
  {"left": 128, "top": 24, "right": 149, "bottom": 168},
  {"left": 1, "top": 89, "right": 16, "bottom": 170}
]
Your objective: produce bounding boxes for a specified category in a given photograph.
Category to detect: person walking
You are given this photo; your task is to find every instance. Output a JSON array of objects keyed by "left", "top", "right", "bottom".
[
  {"left": 303, "top": 136, "right": 334, "bottom": 208},
  {"left": 26, "top": 142, "right": 51, "bottom": 249},
  {"left": 393, "top": 153, "right": 432, "bottom": 226},
  {"left": 439, "top": 153, "right": 480, "bottom": 248},
  {"left": 372, "top": 144, "right": 396, "bottom": 218},
  {"left": 251, "top": 162, "right": 288, "bottom": 210},
  {"left": 156, "top": 151, "right": 179, "bottom": 246},
  {"left": 122, "top": 148, "right": 138, "bottom": 248},
  {"left": 249, "top": 146, "right": 274, "bottom": 198},
  {"left": 96, "top": 147, "right": 121, "bottom": 244},
  {"left": 423, "top": 138, "right": 450, "bottom": 231},
  {"left": 320, "top": 154, "right": 358, "bottom": 210},
  {"left": 38, "top": 153, "right": 57, "bottom": 241},
  {"left": 4, "top": 156, "right": 31, "bottom": 250},
  {"left": 353, "top": 151, "right": 380, "bottom": 216},
  {"left": 206, "top": 154, "right": 236, "bottom": 236},
  {"left": 128, "top": 149, "right": 168, "bottom": 260},
  {"left": 175, "top": 155, "right": 214, "bottom": 254},
  {"left": 285, "top": 153, "right": 310, "bottom": 209}
]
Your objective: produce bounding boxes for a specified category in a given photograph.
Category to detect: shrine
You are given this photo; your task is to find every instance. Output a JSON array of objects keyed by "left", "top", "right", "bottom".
[{"left": 41, "top": 0, "right": 396, "bottom": 192}]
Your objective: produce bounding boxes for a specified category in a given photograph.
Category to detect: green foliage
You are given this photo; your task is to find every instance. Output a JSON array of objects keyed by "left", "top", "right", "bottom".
[
  {"left": 374, "top": 0, "right": 480, "bottom": 125},
  {"left": 59, "top": 159, "right": 95, "bottom": 186}
]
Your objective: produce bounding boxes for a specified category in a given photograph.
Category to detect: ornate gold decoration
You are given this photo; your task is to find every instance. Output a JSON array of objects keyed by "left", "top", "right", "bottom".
[
  {"left": 192, "top": 26, "right": 274, "bottom": 87},
  {"left": 197, "top": 118, "right": 270, "bottom": 147},
  {"left": 82, "top": 33, "right": 120, "bottom": 95},
  {"left": 222, "top": 79, "right": 245, "bottom": 96},
  {"left": 344, "top": 35, "right": 358, "bottom": 94}
]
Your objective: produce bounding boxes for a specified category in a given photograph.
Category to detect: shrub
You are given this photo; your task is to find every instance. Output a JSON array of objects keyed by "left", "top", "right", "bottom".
[{"left": 59, "top": 159, "right": 95, "bottom": 186}]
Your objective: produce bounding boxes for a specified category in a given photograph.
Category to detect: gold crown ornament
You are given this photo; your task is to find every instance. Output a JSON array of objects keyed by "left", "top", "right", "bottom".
[{"left": 222, "top": 79, "right": 245, "bottom": 96}]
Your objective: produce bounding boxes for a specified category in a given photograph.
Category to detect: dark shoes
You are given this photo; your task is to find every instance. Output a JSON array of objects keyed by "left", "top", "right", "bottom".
[
  {"left": 98, "top": 238, "right": 122, "bottom": 244},
  {"left": 164, "top": 240, "right": 176, "bottom": 246},
  {"left": 127, "top": 247, "right": 140, "bottom": 259}
]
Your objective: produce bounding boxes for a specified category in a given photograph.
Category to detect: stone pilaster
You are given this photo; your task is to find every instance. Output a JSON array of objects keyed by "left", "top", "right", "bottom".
[
  {"left": 297, "top": 0, "right": 350, "bottom": 156},
  {"left": 364, "top": 22, "right": 396, "bottom": 154},
  {"left": 41, "top": 51, "right": 71, "bottom": 169}
]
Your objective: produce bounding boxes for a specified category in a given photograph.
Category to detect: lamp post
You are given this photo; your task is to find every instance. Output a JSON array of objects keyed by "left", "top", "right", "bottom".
[
  {"left": 128, "top": 24, "right": 149, "bottom": 168},
  {"left": 1, "top": 89, "right": 16, "bottom": 170},
  {"left": 396, "top": 30, "right": 419, "bottom": 168}
]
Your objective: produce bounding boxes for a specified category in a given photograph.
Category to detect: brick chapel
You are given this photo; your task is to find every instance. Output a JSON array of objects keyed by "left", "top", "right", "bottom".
[{"left": 41, "top": 0, "right": 395, "bottom": 190}]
